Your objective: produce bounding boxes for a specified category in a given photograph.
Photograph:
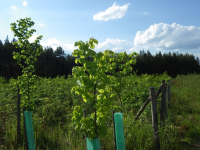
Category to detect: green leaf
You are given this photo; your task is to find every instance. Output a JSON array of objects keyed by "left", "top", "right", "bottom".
[
  {"left": 10, "top": 17, "right": 44, "bottom": 111},
  {"left": 69, "top": 37, "right": 138, "bottom": 138}
]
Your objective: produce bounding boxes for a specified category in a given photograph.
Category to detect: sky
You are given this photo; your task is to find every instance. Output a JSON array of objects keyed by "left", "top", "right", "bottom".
[{"left": 1, "top": 0, "right": 200, "bottom": 61}]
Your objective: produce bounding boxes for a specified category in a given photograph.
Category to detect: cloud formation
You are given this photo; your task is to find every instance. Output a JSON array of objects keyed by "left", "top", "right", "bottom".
[
  {"left": 40, "top": 37, "right": 75, "bottom": 53},
  {"left": 38, "top": 23, "right": 46, "bottom": 27},
  {"left": 23, "top": 1, "right": 27, "bottom": 6},
  {"left": 37, "top": 36, "right": 135, "bottom": 55},
  {"left": 11, "top": 5, "right": 17, "bottom": 10},
  {"left": 94, "top": 38, "right": 133, "bottom": 54},
  {"left": 26, "top": 34, "right": 42, "bottom": 43},
  {"left": 93, "top": 2, "right": 130, "bottom": 21},
  {"left": 26, "top": 23, "right": 200, "bottom": 59},
  {"left": 134, "top": 23, "right": 200, "bottom": 51}
]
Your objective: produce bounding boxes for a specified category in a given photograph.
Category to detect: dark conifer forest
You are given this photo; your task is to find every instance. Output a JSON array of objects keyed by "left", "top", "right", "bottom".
[{"left": 1, "top": 35, "right": 200, "bottom": 82}]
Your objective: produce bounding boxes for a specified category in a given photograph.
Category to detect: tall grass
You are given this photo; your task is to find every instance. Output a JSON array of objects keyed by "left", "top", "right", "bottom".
[{"left": 0, "top": 73, "right": 200, "bottom": 150}]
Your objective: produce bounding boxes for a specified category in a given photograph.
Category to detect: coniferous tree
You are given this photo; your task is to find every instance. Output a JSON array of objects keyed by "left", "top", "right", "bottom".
[{"left": 0, "top": 36, "right": 200, "bottom": 80}]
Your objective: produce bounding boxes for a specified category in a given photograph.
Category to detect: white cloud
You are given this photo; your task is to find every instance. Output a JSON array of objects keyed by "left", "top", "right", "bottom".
[
  {"left": 25, "top": 34, "right": 43, "bottom": 43},
  {"left": 144, "top": 12, "right": 148, "bottom": 15},
  {"left": 89, "top": 38, "right": 140, "bottom": 55},
  {"left": 40, "top": 37, "right": 75, "bottom": 53},
  {"left": 38, "top": 37, "right": 136, "bottom": 56},
  {"left": 30, "top": 27, "right": 200, "bottom": 59},
  {"left": 23, "top": 1, "right": 27, "bottom": 6},
  {"left": 15, "top": 34, "right": 72, "bottom": 54},
  {"left": 14, "top": 34, "right": 43, "bottom": 44},
  {"left": 38, "top": 23, "right": 46, "bottom": 27},
  {"left": 93, "top": 2, "right": 130, "bottom": 21},
  {"left": 134, "top": 23, "right": 200, "bottom": 51},
  {"left": 11, "top": 5, "right": 17, "bottom": 10},
  {"left": 40, "top": 37, "right": 60, "bottom": 50}
]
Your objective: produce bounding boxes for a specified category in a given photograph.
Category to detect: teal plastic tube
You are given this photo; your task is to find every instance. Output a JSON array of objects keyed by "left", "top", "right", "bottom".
[
  {"left": 114, "top": 112, "right": 126, "bottom": 150},
  {"left": 24, "top": 111, "right": 36, "bottom": 150},
  {"left": 86, "top": 137, "right": 101, "bottom": 150}
]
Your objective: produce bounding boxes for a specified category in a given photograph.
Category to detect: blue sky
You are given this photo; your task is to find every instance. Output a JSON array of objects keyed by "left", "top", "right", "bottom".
[{"left": 1, "top": 0, "right": 200, "bottom": 60}]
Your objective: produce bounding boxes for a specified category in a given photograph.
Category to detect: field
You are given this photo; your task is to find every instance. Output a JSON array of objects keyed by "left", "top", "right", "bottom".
[{"left": 0, "top": 72, "right": 200, "bottom": 150}]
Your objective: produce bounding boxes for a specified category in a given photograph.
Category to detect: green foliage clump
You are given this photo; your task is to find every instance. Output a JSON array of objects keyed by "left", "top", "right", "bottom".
[{"left": 10, "top": 17, "right": 44, "bottom": 111}]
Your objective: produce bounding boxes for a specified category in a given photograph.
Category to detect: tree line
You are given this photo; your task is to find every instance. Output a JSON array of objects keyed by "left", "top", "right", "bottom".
[{"left": 0, "top": 35, "right": 200, "bottom": 82}]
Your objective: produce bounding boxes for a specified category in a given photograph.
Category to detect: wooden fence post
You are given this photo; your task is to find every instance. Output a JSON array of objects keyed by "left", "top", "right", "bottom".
[
  {"left": 135, "top": 81, "right": 163, "bottom": 121},
  {"left": 160, "top": 80, "right": 168, "bottom": 129},
  {"left": 149, "top": 87, "right": 160, "bottom": 150}
]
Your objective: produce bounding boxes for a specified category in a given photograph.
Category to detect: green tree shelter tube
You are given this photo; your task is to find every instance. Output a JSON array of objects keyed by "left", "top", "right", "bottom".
[
  {"left": 86, "top": 137, "right": 101, "bottom": 150},
  {"left": 24, "top": 111, "right": 36, "bottom": 150},
  {"left": 114, "top": 112, "right": 126, "bottom": 150}
]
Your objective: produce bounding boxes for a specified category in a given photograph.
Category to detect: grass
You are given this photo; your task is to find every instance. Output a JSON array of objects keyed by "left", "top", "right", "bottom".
[{"left": 0, "top": 73, "right": 200, "bottom": 150}]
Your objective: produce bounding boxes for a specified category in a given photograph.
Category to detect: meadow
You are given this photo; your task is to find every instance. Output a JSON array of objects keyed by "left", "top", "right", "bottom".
[{"left": 0, "top": 72, "right": 200, "bottom": 150}]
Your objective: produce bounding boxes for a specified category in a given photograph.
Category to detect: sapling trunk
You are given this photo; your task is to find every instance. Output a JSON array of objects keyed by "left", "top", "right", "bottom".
[{"left": 94, "top": 83, "right": 98, "bottom": 138}]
